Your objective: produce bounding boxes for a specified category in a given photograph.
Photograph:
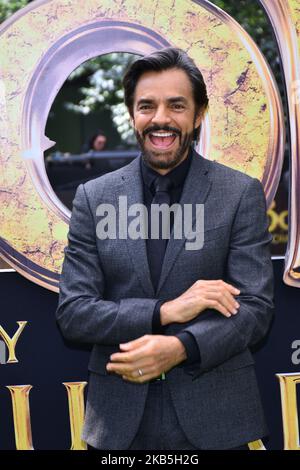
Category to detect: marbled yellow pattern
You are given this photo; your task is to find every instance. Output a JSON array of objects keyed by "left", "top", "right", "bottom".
[{"left": 0, "top": 0, "right": 284, "bottom": 290}]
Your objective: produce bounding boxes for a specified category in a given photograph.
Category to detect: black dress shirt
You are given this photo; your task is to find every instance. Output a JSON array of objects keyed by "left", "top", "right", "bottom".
[{"left": 140, "top": 146, "right": 201, "bottom": 366}]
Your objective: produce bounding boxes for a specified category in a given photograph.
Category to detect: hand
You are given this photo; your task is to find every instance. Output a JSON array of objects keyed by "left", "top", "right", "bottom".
[
  {"left": 160, "top": 279, "right": 240, "bottom": 325},
  {"left": 106, "top": 334, "right": 187, "bottom": 383}
]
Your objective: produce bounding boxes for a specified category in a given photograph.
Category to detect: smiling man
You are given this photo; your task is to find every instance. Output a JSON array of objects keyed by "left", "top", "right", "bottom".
[
  {"left": 56, "top": 48, "right": 274, "bottom": 450},
  {"left": 132, "top": 67, "right": 201, "bottom": 173}
]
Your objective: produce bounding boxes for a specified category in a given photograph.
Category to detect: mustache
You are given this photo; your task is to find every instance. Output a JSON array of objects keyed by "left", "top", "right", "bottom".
[{"left": 142, "top": 125, "right": 181, "bottom": 138}]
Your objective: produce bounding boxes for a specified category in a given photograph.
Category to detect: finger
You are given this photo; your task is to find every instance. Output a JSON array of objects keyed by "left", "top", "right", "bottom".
[
  {"left": 122, "top": 369, "right": 145, "bottom": 380},
  {"left": 199, "top": 280, "right": 240, "bottom": 295},
  {"left": 220, "top": 281, "right": 240, "bottom": 295},
  {"left": 207, "top": 293, "right": 238, "bottom": 315},
  {"left": 111, "top": 342, "right": 150, "bottom": 362},
  {"left": 106, "top": 362, "right": 136, "bottom": 375},
  {"left": 109, "top": 348, "right": 141, "bottom": 362},
  {"left": 122, "top": 372, "right": 157, "bottom": 384},
  {"left": 119, "top": 335, "right": 149, "bottom": 350},
  {"left": 204, "top": 288, "right": 239, "bottom": 314},
  {"left": 206, "top": 299, "right": 233, "bottom": 318},
  {"left": 216, "top": 289, "right": 239, "bottom": 314},
  {"left": 109, "top": 352, "right": 132, "bottom": 362}
]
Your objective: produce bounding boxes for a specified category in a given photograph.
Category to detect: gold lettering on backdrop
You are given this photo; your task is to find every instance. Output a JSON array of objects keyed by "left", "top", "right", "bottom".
[
  {"left": 248, "top": 440, "right": 266, "bottom": 450},
  {"left": 267, "top": 201, "right": 288, "bottom": 232},
  {"left": 63, "top": 382, "right": 87, "bottom": 450},
  {"left": 0, "top": 321, "right": 27, "bottom": 363},
  {"left": 6, "top": 385, "right": 33, "bottom": 450},
  {"left": 6, "top": 378, "right": 299, "bottom": 450},
  {"left": 276, "top": 373, "right": 300, "bottom": 450},
  {"left": 6, "top": 382, "right": 87, "bottom": 450}
]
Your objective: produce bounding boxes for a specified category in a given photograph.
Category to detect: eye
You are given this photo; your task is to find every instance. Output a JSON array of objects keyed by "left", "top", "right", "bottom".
[
  {"left": 172, "top": 103, "right": 185, "bottom": 110},
  {"left": 139, "top": 104, "right": 153, "bottom": 110}
]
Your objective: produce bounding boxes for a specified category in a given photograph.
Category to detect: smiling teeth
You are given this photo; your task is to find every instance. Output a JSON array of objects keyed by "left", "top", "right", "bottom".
[{"left": 150, "top": 132, "right": 175, "bottom": 137}]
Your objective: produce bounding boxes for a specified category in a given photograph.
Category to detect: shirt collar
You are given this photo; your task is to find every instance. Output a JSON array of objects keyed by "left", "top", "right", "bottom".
[{"left": 140, "top": 145, "right": 193, "bottom": 192}]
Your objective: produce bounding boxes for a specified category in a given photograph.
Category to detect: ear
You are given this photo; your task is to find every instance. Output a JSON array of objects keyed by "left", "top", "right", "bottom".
[
  {"left": 129, "top": 113, "right": 135, "bottom": 128},
  {"left": 194, "top": 109, "right": 204, "bottom": 129}
]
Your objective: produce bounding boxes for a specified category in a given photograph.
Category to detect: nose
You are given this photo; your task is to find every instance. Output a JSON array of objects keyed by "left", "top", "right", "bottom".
[{"left": 151, "top": 104, "right": 171, "bottom": 126}]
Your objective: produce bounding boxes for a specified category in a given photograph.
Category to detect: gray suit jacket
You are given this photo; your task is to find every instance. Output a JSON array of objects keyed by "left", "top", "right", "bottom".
[{"left": 56, "top": 148, "right": 274, "bottom": 450}]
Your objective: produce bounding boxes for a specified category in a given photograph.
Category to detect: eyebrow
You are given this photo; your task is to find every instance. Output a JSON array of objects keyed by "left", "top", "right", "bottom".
[{"left": 136, "top": 96, "right": 188, "bottom": 106}]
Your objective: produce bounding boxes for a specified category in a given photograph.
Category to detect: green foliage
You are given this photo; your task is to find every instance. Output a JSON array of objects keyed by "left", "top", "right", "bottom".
[
  {"left": 65, "top": 53, "right": 139, "bottom": 143},
  {"left": 0, "top": 0, "right": 31, "bottom": 24},
  {"left": 66, "top": 53, "right": 136, "bottom": 113}
]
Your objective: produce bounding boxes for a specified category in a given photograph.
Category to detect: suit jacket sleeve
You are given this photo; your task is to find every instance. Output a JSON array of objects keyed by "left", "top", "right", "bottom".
[
  {"left": 152, "top": 301, "right": 201, "bottom": 364},
  {"left": 55, "top": 183, "right": 159, "bottom": 345},
  {"left": 179, "top": 177, "right": 274, "bottom": 375}
]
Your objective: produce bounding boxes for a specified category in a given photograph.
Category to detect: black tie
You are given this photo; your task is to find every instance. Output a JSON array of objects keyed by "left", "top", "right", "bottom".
[{"left": 147, "top": 175, "right": 173, "bottom": 291}]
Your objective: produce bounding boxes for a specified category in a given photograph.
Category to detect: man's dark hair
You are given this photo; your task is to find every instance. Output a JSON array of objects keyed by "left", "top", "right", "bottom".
[{"left": 122, "top": 47, "right": 209, "bottom": 142}]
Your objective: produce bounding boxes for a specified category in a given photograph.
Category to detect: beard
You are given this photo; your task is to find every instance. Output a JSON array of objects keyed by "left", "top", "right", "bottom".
[{"left": 135, "top": 125, "right": 194, "bottom": 171}]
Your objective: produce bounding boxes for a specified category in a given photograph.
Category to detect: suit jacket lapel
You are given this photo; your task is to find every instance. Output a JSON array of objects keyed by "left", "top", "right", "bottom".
[
  {"left": 115, "top": 149, "right": 212, "bottom": 298},
  {"left": 156, "top": 149, "right": 212, "bottom": 296},
  {"left": 116, "top": 154, "right": 155, "bottom": 297}
]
